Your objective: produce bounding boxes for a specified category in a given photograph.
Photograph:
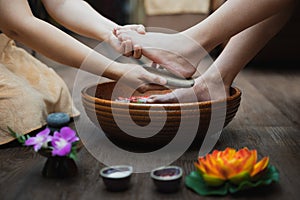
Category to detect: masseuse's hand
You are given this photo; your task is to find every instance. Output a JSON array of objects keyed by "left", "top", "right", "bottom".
[
  {"left": 113, "top": 63, "right": 167, "bottom": 93},
  {"left": 108, "top": 24, "right": 145, "bottom": 59}
]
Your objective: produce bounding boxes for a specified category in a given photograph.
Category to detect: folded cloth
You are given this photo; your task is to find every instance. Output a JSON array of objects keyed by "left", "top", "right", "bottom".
[
  {"left": 0, "top": 34, "right": 80, "bottom": 145},
  {"left": 144, "top": 0, "right": 210, "bottom": 15}
]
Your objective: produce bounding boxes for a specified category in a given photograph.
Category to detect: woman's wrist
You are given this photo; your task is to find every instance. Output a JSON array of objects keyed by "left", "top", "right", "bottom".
[{"left": 102, "top": 61, "right": 124, "bottom": 80}]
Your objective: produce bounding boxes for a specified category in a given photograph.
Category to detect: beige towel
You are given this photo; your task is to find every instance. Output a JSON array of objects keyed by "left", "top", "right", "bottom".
[
  {"left": 144, "top": 0, "right": 210, "bottom": 15},
  {"left": 0, "top": 34, "right": 80, "bottom": 145}
]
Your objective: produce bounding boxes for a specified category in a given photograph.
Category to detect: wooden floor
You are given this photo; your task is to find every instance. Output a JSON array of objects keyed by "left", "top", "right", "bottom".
[{"left": 0, "top": 36, "right": 299, "bottom": 200}]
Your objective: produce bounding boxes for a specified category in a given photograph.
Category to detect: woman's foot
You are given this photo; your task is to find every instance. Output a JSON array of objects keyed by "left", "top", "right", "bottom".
[
  {"left": 147, "top": 72, "right": 230, "bottom": 103},
  {"left": 115, "top": 30, "right": 208, "bottom": 78}
]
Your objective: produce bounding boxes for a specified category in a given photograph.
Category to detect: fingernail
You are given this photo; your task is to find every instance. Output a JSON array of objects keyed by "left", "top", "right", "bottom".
[
  {"left": 159, "top": 78, "right": 167, "bottom": 85},
  {"left": 138, "top": 27, "right": 146, "bottom": 34}
]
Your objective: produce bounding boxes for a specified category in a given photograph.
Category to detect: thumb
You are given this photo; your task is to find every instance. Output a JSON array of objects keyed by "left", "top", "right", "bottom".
[
  {"left": 136, "top": 25, "right": 146, "bottom": 34},
  {"left": 143, "top": 73, "right": 167, "bottom": 86}
]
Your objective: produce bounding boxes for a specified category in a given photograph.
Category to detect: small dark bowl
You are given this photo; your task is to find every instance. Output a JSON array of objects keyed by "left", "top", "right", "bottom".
[
  {"left": 100, "top": 165, "right": 133, "bottom": 191},
  {"left": 151, "top": 166, "right": 183, "bottom": 193}
]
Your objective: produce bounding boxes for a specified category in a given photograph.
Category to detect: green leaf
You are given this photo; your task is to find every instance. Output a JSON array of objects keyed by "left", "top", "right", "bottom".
[
  {"left": 71, "top": 141, "right": 78, "bottom": 151},
  {"left": 68, "top": 152, "right": 77, "bottom": 161},
  {"left": 185, "top": 171, "right": 228, "bottom": 196},
  {"left": 228, "top": 165, "right": 279, "bottom": 194},
  {"left": 185, "top": 165, "right": 279, "bottom": 196},
  {"left": 7, "top": 126, "right": 27, "bottom": 144}
]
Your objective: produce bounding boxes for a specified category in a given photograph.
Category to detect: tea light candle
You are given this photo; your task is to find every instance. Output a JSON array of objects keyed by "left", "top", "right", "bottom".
[
  {"left": 100, "top": 165, "right": 133, "bottom": 191},
  {"left": 151, "top": 166, "right": 183, "bottom": 193}
]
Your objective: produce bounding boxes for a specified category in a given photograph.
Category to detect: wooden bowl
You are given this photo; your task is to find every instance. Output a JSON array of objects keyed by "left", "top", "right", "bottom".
[{"left": 81, "top": 82, "right": 241, "bottom": 152}]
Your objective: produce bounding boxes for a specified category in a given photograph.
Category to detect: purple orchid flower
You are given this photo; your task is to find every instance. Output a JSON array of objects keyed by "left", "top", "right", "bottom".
[
  {"left": 51, "top": 127, "right": 79, "bottom": 156},
  {"left": 25, "top": 128, "right": 52, "bottom": 152}
]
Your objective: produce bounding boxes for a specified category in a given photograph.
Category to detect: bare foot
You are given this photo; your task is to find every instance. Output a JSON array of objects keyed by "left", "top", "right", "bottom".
[
  {"left": 147, "top": 73, "right": 230, "bottom": 103},
  {"left": 115, "top": 30, "right": 207, "bottom": 78}
]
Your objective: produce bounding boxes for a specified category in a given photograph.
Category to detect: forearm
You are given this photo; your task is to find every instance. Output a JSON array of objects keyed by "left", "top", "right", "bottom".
[
  {"left": 183, "top": 0, "right": 295, "bottom": 50},
  {"left": 41, "top": 0, "right": 117, "bottom": 41},
  {"left": 4, "top": 17, "right": 120, "bottom": 80},
  {"left": 211, "top": 4, "right": 294, "bottom": 87}
]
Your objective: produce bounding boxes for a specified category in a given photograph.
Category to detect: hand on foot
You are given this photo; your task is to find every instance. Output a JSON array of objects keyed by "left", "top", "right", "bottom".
[
  {"left": 115, "top": 29, "right": 207, "bottom": 78},
  {"left": 147, "top": 74, "right": 230, "bottom": 103}
]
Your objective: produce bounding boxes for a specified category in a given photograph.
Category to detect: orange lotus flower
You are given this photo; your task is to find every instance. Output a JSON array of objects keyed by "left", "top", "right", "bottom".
[{"left": 194, "top": 147, "right": 269, "bottom": 186}]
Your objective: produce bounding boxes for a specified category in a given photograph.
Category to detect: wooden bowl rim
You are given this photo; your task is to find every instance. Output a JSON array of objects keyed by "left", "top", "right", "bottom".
[
  {"left": 81, "top": 82, "right": 241, "bottom": 108},
  {"left": 82, "top": 97, "right": 241, "bottom": 115}
]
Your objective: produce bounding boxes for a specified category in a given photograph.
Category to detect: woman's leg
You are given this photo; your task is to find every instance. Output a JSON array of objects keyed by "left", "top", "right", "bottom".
[
  {"left": 147, "top": 3, "right": 295, "bottom": 103},
  {"left": 116, "top": 0, "right": 295, "bottom": 78}
]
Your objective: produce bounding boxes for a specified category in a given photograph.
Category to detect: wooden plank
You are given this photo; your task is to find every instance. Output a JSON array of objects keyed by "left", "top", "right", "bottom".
[
  {"left": 241, "top": 68, "right": 300, "bottom": 125},
  {"left": 1, "top": 125, "right": 299, "bottom": 200},
  {"left": 228, "top": 70, "right": 293, "bottom": 128}
]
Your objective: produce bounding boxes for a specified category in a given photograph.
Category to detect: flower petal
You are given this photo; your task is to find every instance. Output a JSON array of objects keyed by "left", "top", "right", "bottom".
[
  {"left": 25, "top": 137, "right": 38, "bottom": 146},
  {"left": 229, "top": 171, "right": 250, "bottom": 185},
  {"left": 37, "top": 128, "right": 51, "bottom": 137},
  {"left": 53, "top": 131, "right": 60, "bottom": 138},
  {"left": 202, "top": 174, "right": 225, "bottom": 187},
  {"left": 251, "top": 157, "right": 269, "bottom": 177},
  {"left": 234, "top": 149, "right": 257, "bottom": 176},
  {"left": 46, "top": 136, "right": 53, "bottom": 143},
  {"left": 222, "top": 147, "right": 236, "bottom": 160},
  {"left": 60, "top": 127, "right": 76, "bottom": 141},
  {"left": 25, "top": 129, "right": 52, "bottom": 152},
  {"left": 52, "top": 143, "right": 71, "bottom": 156},
  {"left": 202, "top": 155, "right": 226, "bottom": 179},
  {"left": 194, "top": 161, "right": 206, "bottom": 174},
  {"left": 33, "top": 143, "right": 43, "bottom": 152}
]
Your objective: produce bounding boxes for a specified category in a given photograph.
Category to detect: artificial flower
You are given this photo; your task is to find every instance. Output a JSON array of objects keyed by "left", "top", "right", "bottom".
[
  {"left": 194, "top": 147, "right": 269, "bottom": 186},
  {"left": 51, "top": 127, "right": 79, "bottom": 156},
  {"left": 25, "top": 128, "right": 52, "bottom": 152},
  {"left": 185, "top": 147, "right": 279, "bottom": 196}
]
